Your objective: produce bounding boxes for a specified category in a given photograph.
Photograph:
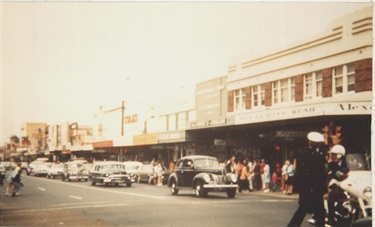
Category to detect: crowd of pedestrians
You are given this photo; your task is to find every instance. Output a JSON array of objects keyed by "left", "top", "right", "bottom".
[{"left": 224, "top": 155, "right": 295, "bottom": 194}]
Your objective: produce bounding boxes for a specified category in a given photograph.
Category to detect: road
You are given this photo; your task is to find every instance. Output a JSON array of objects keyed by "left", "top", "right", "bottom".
[{"left": 0, "top": 173, "right": 314, "bottom": 226}]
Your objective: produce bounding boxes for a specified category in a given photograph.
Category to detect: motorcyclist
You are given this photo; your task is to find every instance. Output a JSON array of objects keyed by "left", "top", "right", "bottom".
[{"left": 325, "top": 144, "right": 349, "bottom": 226}]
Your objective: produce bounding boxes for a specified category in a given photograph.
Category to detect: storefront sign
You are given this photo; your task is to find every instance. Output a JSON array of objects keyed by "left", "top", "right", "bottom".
[
  {"left": 133, "top": 133, "right": 158, "bottom": 145},
  {"left": 235, "top": 101, "right": 372, "bottom": 125},
  {"left": 124, "top": 114, "right": 138, "bottom": 124},
  {"left": 158, "top": 131, "right": 185, "bottom": 142},
  {"left": 275, "top": 131, "right": 306, "bottom": 138},
  {"left": 190, "top": 118, "right": 227, "bottom": 128}
]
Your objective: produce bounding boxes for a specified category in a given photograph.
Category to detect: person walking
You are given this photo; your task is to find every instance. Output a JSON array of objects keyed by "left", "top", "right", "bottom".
[
  {"left": 7, "top": 163, "right": 22, "bottom": 196},
  {"left": 239, "top": 159, "right": 251, "bottom": 193},
  {"left": 263, "top": 159, "right": 270, "bottom": 192},
  {"left": 260, "top": 159, "right": 266, "bottom": 190},
  {"left": 253, "top": 160, "right": 262, "bottom": 191},
  {"left": 287, "top": 132, "right": 328, "bottom": 227},
  {"left": 285, "top": 160, "right": 295, "bottom": 195},
  {"left": 156, "top": 162, "right": 164, "bottom": 186}
]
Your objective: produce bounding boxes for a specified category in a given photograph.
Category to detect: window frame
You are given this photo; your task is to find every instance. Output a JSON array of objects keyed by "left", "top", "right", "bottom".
[
  {"left": 272, "top": 77, "right": 295, "bottom": 105},
  {"left": 333, "top": 64, "right": 356, "bottom": 95},
  {"left": 233, "top": 88, "right": 246, "bottom": 111},
  {"left": 304, "top": 71, "right": 323, "bottom": 100}
]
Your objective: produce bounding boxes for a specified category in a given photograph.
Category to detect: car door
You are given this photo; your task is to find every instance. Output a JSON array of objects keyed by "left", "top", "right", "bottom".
[{"left": 179, "top": 159, "right": 196, "bottom": 187}]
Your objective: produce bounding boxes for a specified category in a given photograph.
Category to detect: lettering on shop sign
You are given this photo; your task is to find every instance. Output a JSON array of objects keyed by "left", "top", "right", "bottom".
[
  {"left": 338, "top": 104, "right": 372, "bottom": 111},
  {"left": 291, "top": 107, "right": 315, "bottom": 114},
  {"left": 124, "top": 114, "right": 138, "bottom": 124}
]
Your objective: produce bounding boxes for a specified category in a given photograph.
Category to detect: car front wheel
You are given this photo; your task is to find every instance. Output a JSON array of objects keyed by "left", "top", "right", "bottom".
[
  {"left": 170, "top": 180, "right": 179, "bottom": 195},
  {"left": 195, "top": 181, "right": 207, "bottom": 197}
]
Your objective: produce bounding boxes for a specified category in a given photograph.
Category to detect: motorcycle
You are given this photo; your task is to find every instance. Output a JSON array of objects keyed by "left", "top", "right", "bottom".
[
  {"left": 327, "top": 153, "right": 372, "bottom": 226},
  {"left": 308, "top": 153, "right": 372, "bottom": 226}
]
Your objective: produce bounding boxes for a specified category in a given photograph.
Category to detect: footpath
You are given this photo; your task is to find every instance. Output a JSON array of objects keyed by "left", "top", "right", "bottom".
[{"left": 240, "top": 189, "right": 299, "bottom": 200}]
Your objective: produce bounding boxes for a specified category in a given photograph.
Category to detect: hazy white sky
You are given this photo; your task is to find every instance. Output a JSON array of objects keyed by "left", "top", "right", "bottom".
[{"left": 1, "top": 2, "right": 372, "bottom": 143}]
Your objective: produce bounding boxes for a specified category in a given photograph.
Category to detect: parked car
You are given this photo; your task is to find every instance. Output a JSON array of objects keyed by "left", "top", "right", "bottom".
[
  {"left": 30, "top": 162, "right": 52, "bottom": 177},
  {"left": 137, "top": 164, "right": 169, "bottom": 185},
  {"left": 27, "top": 158, "right": 49, "bottom": 175},
  {"left": 123, "top": 161, "right": 142, "bottom": 182},
  {"left": 46, "top": 163, "right": 64, "bottom": 179},
  {"left": 89, "top": 161, "right": 133, "bottom": 187},
  {"left": 61, "top": 161, "right": 89, "bottom": 182},
  {"left": 168, "top": 155, "right": 238, "bottom": 198}
]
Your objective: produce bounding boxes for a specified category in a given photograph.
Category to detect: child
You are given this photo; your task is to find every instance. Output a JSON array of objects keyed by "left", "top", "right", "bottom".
[{"left": 271, "top": 172, "right": 278, "bottom": 192}]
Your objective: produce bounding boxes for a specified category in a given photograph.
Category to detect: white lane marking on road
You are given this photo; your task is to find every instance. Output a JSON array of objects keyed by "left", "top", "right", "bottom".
[
  {"left": 25, "top": 175, "right": 166, "bottom": 200},
  {"left": 52, "top": 201, "right": 108, "bottom": 207},
  {"left": 38, "top": 187, "right": 46, "bottom": 191},
  {"left": 0, "top": 203, "right": 129, "bottom": 214},
  {"left": 69, "top": 195, "right": 83, "bottom": 200}
]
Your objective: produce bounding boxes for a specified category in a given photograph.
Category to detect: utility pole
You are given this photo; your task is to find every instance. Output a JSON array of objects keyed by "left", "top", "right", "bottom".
[{"left": 120, "top": 100, "right": 125, "bottom": 162}]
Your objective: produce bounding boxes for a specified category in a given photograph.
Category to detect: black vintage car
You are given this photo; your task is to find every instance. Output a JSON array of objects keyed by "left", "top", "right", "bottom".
[
  {"left": 89, "top": 161, "right": 134, "bottom": 187},
  {"left": 167, "top": 155, "right": 238, "bottom": 198}
]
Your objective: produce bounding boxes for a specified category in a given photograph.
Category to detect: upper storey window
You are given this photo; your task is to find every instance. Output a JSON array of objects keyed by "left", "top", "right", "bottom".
[
  {"left": 333, "top": 64, "right": 355, "bottom": 95},
  {"left": 234, "top": 89, "right": 246, "bottom": 111},
  {"left": 304, "top": 71, "right": 323, "bottom": 100},
  {"left": 272, "top": 78, "right": 295, "bottom": 105},
  {"left": 252, "top": 84, "right": 265, "bottom": 108}
]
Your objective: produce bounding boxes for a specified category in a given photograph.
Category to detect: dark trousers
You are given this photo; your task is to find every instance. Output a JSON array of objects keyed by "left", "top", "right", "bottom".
[
  {"left": 287, "top": 194, "right": 325, "bottom": 227},
  {"left": 239, "top": 179, "right": 250, "bottom": 192}
]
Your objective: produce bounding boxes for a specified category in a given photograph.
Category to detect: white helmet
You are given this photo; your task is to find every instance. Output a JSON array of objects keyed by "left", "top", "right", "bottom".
[
  {"left": 307, "top": 132, "right": 324, "bottom": 143},
  {"left": 329, "top": 144, "right": 346, "bottom": 156}
]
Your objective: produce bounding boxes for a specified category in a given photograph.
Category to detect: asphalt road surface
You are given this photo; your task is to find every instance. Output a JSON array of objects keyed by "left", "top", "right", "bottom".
[{"left": 0, "top": 173, "right": 314, "bottom": 226}]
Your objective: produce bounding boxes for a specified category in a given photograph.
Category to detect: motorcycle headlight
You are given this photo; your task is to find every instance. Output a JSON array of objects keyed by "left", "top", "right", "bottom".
[
  {"left": 230, "top": 174, "right": 237, "bottom": 183},
  {"left": 203, "top": 174, "right": 210, "bottom": 183},
  {"left": 363, "top": 187, "right": 372, "bottom": 199}
]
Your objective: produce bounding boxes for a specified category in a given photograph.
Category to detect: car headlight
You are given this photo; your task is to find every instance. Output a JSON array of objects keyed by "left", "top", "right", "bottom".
[
  {"left": 203, "top": 174, "right": 210, "bottom": 183},
  {"left": 230, "top": 174, "right": 237, "bottom": 183},
  {"left": 104, "top": 173, "right": 110, "bottom": 177},
  {"left": 363, "top": 186, "right": 372, "bottom": 199}
]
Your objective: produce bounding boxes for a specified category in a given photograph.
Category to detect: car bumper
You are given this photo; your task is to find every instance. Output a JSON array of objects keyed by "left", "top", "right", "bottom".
[
  {"left": 203, "top": 183, "right": 238, "bottom": 189},
  {"left": 96, "top": 174, "right": 132, "bottom": 184},
  {"left": 68, "top": 175, "right": 88, "bottom": 180}
]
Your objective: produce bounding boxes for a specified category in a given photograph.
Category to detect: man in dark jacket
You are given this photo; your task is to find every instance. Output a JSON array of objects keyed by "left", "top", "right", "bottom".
[
  {"left": 287, "top": 132, "right": 328, "bottom": 227},
  {"left": 326, "top": 144, "right": 349, "bottom": 226}
]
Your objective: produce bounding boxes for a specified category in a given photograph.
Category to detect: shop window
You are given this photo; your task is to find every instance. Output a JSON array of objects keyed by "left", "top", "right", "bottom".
[
  {"left": 333, "top": 64, "right": 355, "bottom": 95},
  {"left": 304, "top": 71, "right": 323, "bottom": 100}
]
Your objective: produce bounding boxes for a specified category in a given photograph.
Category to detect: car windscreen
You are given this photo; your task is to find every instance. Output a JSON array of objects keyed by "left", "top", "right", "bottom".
[
  {"left": 194, "top": 158, "right": 220, "bottom": 168},
  {"left": 100, "top": 164, "right": 125, "bottom": 171}
]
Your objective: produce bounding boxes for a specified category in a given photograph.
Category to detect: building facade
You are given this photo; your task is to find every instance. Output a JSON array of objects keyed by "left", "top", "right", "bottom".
[{"left": 193, "top": 6, "right": 372, "bottom": 164}]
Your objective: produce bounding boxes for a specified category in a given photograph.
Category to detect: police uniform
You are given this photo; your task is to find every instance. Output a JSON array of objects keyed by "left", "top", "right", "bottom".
[{"left": 287, "top": 132, "right": 328, "bottom": 227}]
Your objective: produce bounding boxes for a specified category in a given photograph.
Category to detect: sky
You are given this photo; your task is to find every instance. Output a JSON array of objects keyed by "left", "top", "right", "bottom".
[{"left": 1, "top": 1, "right": 372, "bottom": 143}]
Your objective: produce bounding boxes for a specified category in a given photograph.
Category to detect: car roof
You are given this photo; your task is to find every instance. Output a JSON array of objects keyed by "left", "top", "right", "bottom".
[
  {"left": 179, "top": 155, "right": 217, "bottom": 160},
  {"left": 123, "top": 161, "right": 143, "bottom": 166},
  {"left": 94, "top": 161, "right": 124, "bottom": 166}
]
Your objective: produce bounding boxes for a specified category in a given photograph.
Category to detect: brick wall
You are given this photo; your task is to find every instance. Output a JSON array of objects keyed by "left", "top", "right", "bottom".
[
  {"left": 227, "top": 90, "right": 234, "bottom": 112},
  {"left": 295, "top": 75, "right": 304, "bottom": 102},
  {"left": 322, "top": 68, "right": 333, "bottom": 98},
  {"left": 355, "top": 58, "right": 372, "bottom": 92},
  {"left": 244, "top": 87, "right": 252, "bottom": 109},
  {"left": 264, "top": 82, "right": 272, "bottom": 107}
]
